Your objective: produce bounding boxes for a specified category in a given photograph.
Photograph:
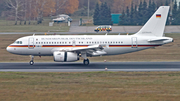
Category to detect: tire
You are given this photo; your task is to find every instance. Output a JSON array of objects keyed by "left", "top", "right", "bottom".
[
  {"left": 83, "top": 59, "right": 89, "bottom": 65},
  {"left": 29, "top": 61, "right": 34, "bottom": 65}
]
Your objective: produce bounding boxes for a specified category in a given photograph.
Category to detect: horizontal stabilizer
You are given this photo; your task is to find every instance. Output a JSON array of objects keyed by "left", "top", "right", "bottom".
[{"left": 148, "top": 37, "right": 170, "bottom": 42}]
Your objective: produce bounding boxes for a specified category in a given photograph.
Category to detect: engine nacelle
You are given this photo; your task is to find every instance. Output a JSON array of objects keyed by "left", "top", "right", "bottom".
[{"left": 53, "top": 51, "right": 79, "bottom": 62}]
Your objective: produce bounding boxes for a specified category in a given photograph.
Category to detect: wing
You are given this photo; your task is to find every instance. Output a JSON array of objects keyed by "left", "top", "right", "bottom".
[{"left": 51, "top": 44, "right": 107, "bottom": 56}]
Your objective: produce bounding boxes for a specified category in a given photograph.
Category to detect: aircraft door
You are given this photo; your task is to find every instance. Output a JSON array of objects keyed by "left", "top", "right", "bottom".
[
  {"left": 72, "top": 40, "right": 76, "bottom": 47},
  {"left": 28, "top": 38, "right": 34, "bottom": 49},
  {"left": 131, "top": 37, "right": 137, "bottom": 48}
]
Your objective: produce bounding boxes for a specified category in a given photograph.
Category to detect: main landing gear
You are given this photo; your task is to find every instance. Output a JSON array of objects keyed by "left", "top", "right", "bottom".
[
  {"left": 29, "top": 55, "right": 34, "bottom": 65},
  {"left": 83, "top": 59, "right": 89, "bottom": 65},
  {"left": 81, "top": 53, "right": 89, "bottom": 65}
]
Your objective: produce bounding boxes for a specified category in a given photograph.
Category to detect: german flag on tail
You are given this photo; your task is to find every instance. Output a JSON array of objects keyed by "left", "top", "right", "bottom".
[{"left": 156, "top": 14, "right": 161, "bottom": 18}]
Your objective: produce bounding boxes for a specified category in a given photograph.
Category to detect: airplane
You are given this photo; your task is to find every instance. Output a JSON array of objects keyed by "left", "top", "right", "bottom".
[{"left": 6, "top": 6, "right": 173, "bottom": 65}]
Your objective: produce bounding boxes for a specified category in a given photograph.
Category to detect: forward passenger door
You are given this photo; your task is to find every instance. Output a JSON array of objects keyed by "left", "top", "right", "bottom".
[{"left": 28, "top": 38, "right": 34, "bottom": 49}]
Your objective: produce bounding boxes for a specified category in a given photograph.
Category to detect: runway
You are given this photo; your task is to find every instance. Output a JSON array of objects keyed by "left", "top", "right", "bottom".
[{"left": 0, "top": 62, "right": 179, "bottom": 72}]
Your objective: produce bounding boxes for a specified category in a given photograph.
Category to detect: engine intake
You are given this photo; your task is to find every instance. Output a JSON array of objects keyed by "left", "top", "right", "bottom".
[{"left": 53, "top": 51, "right": 79, "bottom": 62}]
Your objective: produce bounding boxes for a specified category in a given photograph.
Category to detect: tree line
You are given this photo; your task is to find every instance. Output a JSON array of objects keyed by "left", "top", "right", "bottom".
[
  {"left": 118, "top": 0, "right": 180, "bottom": 25},
  {"left": 0, "top": 0, "right": 179, "bottom": 25},
  {"left": 172, "top": 0, "right": 180, "bottom": 25},
  {"left": 0, "top": 0, "right": 79, "bottom": 25},
  {"left": 93, "top": 0, "right": 176, "bottom": 25},
  {"left": 119, "top": 0, "right": 157, "bottom": 25},
  {"left": 93, "top": 2, "right": 113, "bottom": 25}
]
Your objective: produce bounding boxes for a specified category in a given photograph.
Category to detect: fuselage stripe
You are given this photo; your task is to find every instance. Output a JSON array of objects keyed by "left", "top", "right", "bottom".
[{"left": 8, "top": 45, "right": 161, "bottom": 48}]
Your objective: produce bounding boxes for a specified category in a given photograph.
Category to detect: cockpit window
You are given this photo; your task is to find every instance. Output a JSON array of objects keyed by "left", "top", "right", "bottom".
[{"left": 14, "top": 41, "right": 22, "bottom": 44}]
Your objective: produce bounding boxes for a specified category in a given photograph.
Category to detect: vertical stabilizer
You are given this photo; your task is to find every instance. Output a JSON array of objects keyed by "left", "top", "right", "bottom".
[{"left": 135, "top": 6, "right": 170, "bottom": 37}]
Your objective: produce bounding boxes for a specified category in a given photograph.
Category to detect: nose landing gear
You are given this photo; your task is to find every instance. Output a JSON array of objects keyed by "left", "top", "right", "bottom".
[{"left": 29, "top": 55, "right": 34, "bottom": 65}]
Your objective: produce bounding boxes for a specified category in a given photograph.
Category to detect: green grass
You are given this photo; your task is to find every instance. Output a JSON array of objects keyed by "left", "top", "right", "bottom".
[
  {"left": 0, "top": 72, "right": 180, "bottom": 101},
  {"left": 0, "top": 19, "right": 70, "bottom": 32}
]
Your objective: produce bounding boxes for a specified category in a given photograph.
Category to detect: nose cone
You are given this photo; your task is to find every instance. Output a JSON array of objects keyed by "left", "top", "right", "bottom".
[
  {"left": 6, "top": 46, "right": 11, "bottom": 52},
  {"left": 6, "top": 46, "right": 13, "bottom": 53}
]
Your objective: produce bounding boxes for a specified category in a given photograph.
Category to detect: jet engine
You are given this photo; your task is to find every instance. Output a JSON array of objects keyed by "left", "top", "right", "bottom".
[{"left": 53, "top": 51, "right": 79, "bottom": 62}]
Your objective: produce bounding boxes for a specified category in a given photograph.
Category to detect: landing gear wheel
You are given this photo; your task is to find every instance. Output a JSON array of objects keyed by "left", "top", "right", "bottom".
[
  {"left": 29, "top": 55, "right": 34, "bottom": 65},
  {"left": 83, "top": 59, "right": 89, "bottom": 65},
  {"left": 29, "top": 61, "right": 34, "bottom": 65}
]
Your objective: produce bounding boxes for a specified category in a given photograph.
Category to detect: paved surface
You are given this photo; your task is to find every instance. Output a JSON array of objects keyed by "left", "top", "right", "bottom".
[
  {"left": 1, "top": 26, "right": 180, "bottom": 35},
  {"left": 0, "top": 62, "right": 179, "bottom": 72},
  {"left": 69, "top": 20, "right": 180, "bottom": 33},
  {"left": 70, "top": 25, "right": 180, "bottom": 33}
]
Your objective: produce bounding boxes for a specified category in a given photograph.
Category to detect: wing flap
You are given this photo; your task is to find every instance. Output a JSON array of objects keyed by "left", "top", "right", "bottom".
[{"left": 68, "top": 44, "right": 103, "bottom": 52}]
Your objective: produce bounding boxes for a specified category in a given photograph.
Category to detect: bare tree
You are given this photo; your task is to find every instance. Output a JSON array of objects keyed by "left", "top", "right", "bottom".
[
  {"left": 36, "top": 0, "right": 47, "bottom": 24},
  {"left": 24, "top": 0, "right": 27, "bottom": 25},
  {"left": 55, "top": 0, "right": 68, "bottom": 16},
  {"left": 28, "top": 0, "right": 32, "bottom": 24},
  {"left": 5, "top": 0, "right": 24, "bottom": 25}
]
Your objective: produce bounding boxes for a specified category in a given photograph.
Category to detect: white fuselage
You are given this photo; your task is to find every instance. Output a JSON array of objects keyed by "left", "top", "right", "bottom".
[{"left": 6, "top": 34, "right": 173, "bottom": 56}]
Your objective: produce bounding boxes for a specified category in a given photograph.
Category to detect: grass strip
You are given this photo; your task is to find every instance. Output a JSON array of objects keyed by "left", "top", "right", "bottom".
[{"left": 0, "top": 71, "right": 180, "bottom": 101}]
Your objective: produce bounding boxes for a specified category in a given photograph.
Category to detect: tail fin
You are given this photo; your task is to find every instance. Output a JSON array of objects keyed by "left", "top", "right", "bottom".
[{"left": 135, "top": 6, "right": 170, "bottom": 37}]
